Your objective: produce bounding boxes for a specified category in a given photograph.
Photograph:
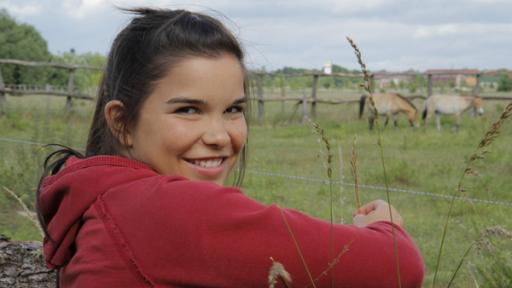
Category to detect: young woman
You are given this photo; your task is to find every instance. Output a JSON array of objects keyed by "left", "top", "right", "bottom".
[{"left": 37, "top": 8, "right": 424, "bottom": 287}]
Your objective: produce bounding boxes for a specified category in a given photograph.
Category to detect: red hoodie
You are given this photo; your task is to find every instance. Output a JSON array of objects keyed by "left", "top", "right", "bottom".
[{"left": 39, "top": 155, "right": 424, "bottom": 287}]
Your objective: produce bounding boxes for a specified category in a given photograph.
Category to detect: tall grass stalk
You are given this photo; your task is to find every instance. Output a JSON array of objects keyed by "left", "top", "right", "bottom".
[
  {"left": 308, "top": 118, "right": 335, "bottom": 287},
  {"left": 432, "top": 102, "right": 512, "bottom": 287},
  {"left": 446, "top": 242, "right": 475, "bottom": 287},
  {"left": 2, "top": 186, "right": 44, "bottom": 238},
  {"left": 350, "top": 136, "right": 361, "bottom": 208},
  {"left": 337, "top": 145, "right": 346, "bottom": 223},
  {"left": 346, "top": 36, "right": 402, "bottom": 288},
  {"left": 279, "top": 207, "right": 317, "bottom": 288}
]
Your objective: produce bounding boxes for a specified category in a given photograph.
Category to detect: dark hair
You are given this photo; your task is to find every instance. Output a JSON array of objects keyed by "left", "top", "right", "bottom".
[{"left": 37, "top": 7, "right": 250, "bottom": 239}]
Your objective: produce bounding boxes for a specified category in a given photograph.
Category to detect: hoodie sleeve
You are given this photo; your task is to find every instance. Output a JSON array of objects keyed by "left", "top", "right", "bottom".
[{"left": 101, "top": 178, "right": 425, "bottom": 288}]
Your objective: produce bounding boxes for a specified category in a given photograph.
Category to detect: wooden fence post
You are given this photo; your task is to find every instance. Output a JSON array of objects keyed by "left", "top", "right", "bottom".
[
  {"left": 311, "top": 74, "right": 319, "bottom": 118},
  {"left": 427, "top": 74, "right": 433, "bottom": 98},
  {"left": 256, "top": 73, "right": 264, "bottom": 124},
  {"left": 302, "top": 90, "right": 309, "bottom": 123},
  {"left": 65, "top": 68, "right": 75, "bottom": 114},
  {"left": 473, "top": 73, "right": 481, "bottom": 96},
  {"left": 0, "top": 67, "right": 5, "bottom": 116}
]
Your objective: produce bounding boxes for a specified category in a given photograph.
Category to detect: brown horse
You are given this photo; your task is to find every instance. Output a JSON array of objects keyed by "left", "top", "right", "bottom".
[
  {"left": 359, "top": 93, "right": 418, "bottom": 130},
  {"left": 422, "top": 94, "right": 484, "bottom": 131}
]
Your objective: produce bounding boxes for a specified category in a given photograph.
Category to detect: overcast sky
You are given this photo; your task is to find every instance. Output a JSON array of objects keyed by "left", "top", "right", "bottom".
[{"left": 1, "top": 0, "right": 511, "bottom": 71}]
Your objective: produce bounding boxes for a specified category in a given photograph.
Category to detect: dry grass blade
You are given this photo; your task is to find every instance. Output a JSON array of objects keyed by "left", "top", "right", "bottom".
[
  {"left": 268, "top": 257, "right": 292, "bottom": 288},
  {"left": 447, "top": 242, "right": 476, "bottom": 287},
  {"left": 346, "top": 36, "right": 402, "bottom": 288},
  {"left": 473, "top": 102, "right": 512, "bottom": 161},
  {"left": 346, "top": 36, "right": 377, "bottom": 116},
  {"left": 350, "top": 136, "right": 361, "bottom": 208},
  {"left": 2, "top": 186, "right": 44, "bottom": 238},
  {"left": 307, "top": 117, "right": 336, "bottom": 287},
  {"left": 279, "top": 207, "right": 317, "bottom": 288},
  {"left": 345, "top": 36, "right": 371, "bottom": 94},
  {"left": 304, "top": 241, "right": 353, "bottom": 288},
  {"left": 432, "top": 101, "right": 512, "bottom": 287},
  {"left": 337, "top": 145, "right": 346, "bottom": 223}
]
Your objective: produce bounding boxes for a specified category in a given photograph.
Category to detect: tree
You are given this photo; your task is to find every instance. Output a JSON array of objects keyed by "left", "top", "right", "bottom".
[
  {"left": 49, "top": 50, "right": 105, "bottom": 93},
  {"left": 497, "top": 75, "right": 512, "bottom": 92},
  {"left": 0, "top": 9, "right": 51, "bottom": 84}
]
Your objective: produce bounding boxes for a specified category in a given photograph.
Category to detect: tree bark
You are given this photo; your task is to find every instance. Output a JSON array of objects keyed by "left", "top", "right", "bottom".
[{"left": 0, "top": 235, "right": 56, "bottom": 288}]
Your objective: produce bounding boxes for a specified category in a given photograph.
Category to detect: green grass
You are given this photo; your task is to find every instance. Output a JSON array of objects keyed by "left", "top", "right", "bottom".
[{"left": 1, "top": 93, "right": 511, "bottom": 287}]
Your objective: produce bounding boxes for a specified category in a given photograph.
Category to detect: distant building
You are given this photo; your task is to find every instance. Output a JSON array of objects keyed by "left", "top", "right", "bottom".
[
  {"left": 424, "top": 69, "right": 480, "bottom": 88},
  {"left": 323, "top": 61, "right": 332, "bottom": 75},
  {"left": 373, "top": 71, "right": 417, "bottom": 89}
]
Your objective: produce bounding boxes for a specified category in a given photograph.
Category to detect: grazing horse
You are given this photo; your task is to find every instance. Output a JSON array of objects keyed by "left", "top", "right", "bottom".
[
  {"left": 422, "top": 95, "right": 484, "bottom": 131},
  {"left": 359, "top": 93, "right": 418, "bottom": 130}
]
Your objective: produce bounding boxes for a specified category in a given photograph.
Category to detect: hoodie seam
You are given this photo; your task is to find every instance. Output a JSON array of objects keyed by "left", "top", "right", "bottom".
[{"left": 94, "top": 196, "right": 155, "bottom": 287}]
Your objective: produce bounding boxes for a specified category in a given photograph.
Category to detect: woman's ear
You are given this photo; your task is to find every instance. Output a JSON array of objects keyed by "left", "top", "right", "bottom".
[{"left": 104, "top": 100, "right": 133, "bottom": 147}]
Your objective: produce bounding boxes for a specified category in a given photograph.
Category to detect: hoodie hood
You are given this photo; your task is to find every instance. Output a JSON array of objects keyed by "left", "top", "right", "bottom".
[{"left": 39, "top": 155, "right": 155, "bottom": 269}]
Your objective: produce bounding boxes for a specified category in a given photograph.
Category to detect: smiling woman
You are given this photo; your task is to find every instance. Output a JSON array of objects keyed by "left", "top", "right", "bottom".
[
  {"left": 36, "top": 7, "right": 424, "bottom": 288},
  {"left": 105, "top": 54, "right": 247, "bottom": 185}
]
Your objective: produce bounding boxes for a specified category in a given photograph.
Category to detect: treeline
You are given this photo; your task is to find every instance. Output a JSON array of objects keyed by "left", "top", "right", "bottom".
[
  {"left": 0, "top": 9, "right": 105, "bottom": 93},
  {"left": 258, "top": 65, "right": 431, "bottom": 93},
  {"left": 258, "top": 64, "right": 365, "bottom": 90}
]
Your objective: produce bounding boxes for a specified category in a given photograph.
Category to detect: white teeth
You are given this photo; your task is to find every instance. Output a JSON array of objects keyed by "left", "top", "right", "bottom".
[{"left": 191, "top": 158, "right": 223, "bottom": 168}]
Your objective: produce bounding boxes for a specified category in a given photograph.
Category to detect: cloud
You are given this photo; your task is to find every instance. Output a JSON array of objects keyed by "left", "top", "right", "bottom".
[
  {"left": 0, "top": 1, "right": 42, "bottom": 17},
  {"left": 413, "top": 24, "right": 461, "bottom": 38},
  {"left": 413, "top": 23, "right": 512, "bottom": 38},
  {"left": 62, "top": 0, "right": 109, "bottom": 19},
  {"left": 471, "top": 0, "right": 510, "bottom": 3},
  {"left": 328, "top": 0, "right": 397, "bottom": 13}
]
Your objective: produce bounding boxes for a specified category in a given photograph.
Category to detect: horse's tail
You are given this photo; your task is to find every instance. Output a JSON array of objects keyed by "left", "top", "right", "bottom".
[
  {"left": 422, "top": 104, "right": 428, "bottom": 120},
  {"left": 359, "top": 94, "right": 367, "bottom": 119}
]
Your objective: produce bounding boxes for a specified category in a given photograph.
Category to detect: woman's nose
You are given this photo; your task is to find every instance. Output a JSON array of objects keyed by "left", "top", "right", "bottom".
[{"left": 201, "top": 119, "right": 230, "bottom": 148}]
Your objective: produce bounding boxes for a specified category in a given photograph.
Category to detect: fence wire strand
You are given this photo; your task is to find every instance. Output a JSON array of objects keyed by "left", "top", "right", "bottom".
[
  {"left": 245, "top": 170, "right": 512, "bottom": 208},
  {"left": 1, "top": 136, "right": 511, "bottom": 208}
]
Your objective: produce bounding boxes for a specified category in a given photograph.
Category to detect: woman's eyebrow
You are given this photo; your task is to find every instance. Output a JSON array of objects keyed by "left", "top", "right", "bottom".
[
  {"left": 232, "top": 97, "right": 247, "bottom": 105},
  {"left": 165, "top": 97, "right": 206, "bottom": 105}
]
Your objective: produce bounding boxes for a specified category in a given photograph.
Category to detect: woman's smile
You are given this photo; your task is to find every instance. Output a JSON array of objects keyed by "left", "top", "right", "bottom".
[{"left": 183, "top": 156, "right": 229, "bottom": 179}]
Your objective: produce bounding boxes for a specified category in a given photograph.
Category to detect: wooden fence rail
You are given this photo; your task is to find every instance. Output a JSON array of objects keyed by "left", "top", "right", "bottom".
[
  {"left": 249, "top": 92, "right": 512, "bottom": 123},
  {"left": 2, "top": 59, "right": 511, "bottom": 121},
  {"left": 248, "top": 69, "right": 512, "bottom": 123},
  {"left": 0, "top": 59, "right": 102, "bottom": 116}
]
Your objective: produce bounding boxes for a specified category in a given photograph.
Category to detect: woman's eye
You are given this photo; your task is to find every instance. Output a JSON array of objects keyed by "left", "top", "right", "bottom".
[
  {"left": 175, "top": 106, "right": 199, "bottom": 114},
  {"left": 225, "top": 105, "right": 244, "bottom": 114}
]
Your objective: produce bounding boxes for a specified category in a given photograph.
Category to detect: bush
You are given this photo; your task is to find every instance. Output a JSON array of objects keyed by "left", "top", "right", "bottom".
[{"left": 497, "top": 75, "right": 512, "bottom": 92}]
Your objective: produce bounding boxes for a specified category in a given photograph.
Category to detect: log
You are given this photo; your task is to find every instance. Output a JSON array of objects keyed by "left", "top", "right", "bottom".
[{"left": 0, "top": 235, "right": 56, "bottom": 288}]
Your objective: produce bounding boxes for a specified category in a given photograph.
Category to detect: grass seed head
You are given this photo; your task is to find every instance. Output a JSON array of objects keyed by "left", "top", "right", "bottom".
[{"left": 268, "top": 257, "right": 292, "bottom": 288}]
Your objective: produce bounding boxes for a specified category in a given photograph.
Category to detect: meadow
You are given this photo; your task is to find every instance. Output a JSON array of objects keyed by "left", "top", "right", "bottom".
[{"left": 0, "top": 90, "right": 511, "bottom": 287}]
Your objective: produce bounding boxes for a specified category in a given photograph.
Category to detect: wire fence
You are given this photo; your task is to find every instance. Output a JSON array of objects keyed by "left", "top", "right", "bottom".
[
  {"left": 246, "top": 170, "right": 512, "bottom": 208},
  {"left": 1, "top": 136, "right": 511, "bottom": 208}
]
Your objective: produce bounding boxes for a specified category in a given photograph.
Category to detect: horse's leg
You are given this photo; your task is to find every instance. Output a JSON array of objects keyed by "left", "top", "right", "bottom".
[
  {"left": 368, "top": 114, "right": 375, "bottom": 130},
  {"left": 455, "top": 113, "right": 461, "bottom": 132},
  {"left": 436, "top": 113, "right": 442, "bottom": 131},
  {"left": 393, "top": 114, "right": 398, "bottom": 128}
]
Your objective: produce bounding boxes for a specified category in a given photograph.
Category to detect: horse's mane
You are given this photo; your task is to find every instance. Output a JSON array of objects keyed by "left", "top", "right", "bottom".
[{"left": 394, "top": 93, "right": 417, "bottom": 112}]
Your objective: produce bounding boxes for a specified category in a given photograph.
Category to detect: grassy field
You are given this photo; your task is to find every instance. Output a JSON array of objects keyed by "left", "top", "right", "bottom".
[{"left": 1, "top": 92, "right": 511, "bottom": 287}]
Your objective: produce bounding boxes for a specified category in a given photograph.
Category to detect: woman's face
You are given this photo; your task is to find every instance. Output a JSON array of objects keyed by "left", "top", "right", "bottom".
[{"left": 125, "top": 54, "right": 247, "bottom": 185}]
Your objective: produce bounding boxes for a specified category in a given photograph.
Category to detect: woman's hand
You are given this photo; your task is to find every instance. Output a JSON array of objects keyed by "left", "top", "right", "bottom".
[{"left": 352, "top": 199, "right": 403, "bottom": 227}]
